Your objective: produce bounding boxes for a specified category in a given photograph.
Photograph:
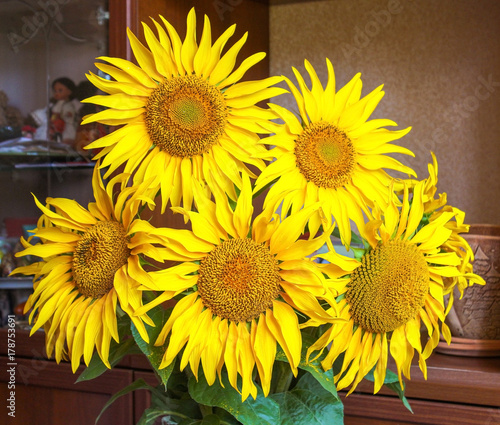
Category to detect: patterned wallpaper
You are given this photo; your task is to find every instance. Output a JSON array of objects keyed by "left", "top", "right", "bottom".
[{"left": 269, "top": 0, "right": 500, "bottom": 225}]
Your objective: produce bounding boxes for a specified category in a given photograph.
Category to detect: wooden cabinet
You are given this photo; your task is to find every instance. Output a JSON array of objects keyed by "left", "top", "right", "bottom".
[
  {"left": 0, "top": 328, "right": 134, "bottom": 425},
  {"left": 0, "top": 328, "right": 168, "bottom": 425},
  {"left": 108, "top": 0, "right": 270, "bottom": 80},
  {"left": 0, "top": 359, "right": 133, "bottom": 425},
  {"left": 1, "top": 327, "right": 499, "bottom": 425},
  {"left": 342, "top": 353, "right": 500, "bottom": 425}
]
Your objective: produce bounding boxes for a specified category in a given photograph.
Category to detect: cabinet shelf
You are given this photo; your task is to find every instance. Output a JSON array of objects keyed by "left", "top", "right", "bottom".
[
  {"left": 0, "top": 277, "right": 33, "bottom": 290},
  {"left": 0, "top": 140, "right": 94, "bottom": 171},
  {"left": 0, "top": 154, "right": 94, "bottom": 171},
  {"left": 9, "top": 161, "right": 95, "bottom": 170}
]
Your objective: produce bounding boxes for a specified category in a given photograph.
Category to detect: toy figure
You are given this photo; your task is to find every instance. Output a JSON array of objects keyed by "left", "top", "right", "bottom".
[{"left": 49, "top": 77, "right": 79, "bottom": 145}]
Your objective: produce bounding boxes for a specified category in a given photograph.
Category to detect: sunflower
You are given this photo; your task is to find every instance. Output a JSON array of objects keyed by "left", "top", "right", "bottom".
[
  {"left": 136, "top": 174, "right": 337, "bottom": 401},
  {"left": 398, "top": 152, "right": 484, "bottom": 296},
  {"left": 305, "top": 180, "right": 484, "bottom": 395},
  {"left": 12, "top": 165, "right": 171, "bottom": 372},
  {"left": 82, "top": 8, "right": 286, "bottom": 213},
  {"left": 396, "top": 151, "right": 447, "bottom": 213},
  {"left": 254, "top": 59, "right": 416, "bottom": 246}
]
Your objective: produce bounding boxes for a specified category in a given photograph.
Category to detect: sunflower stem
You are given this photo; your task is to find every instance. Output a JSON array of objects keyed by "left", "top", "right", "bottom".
[{"left": 273, "top": 362, "right": 294, "bottom": 393}]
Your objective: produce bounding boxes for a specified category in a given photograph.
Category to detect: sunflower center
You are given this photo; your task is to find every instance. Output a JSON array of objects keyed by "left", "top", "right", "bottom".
[
  {"left": 73, "top": 221, "right": 130, "bottom": 299},
  {"left": 144, "top": 75, "right": 228, "bottom": 157},
  {"left": 197, "top": 238, "right": 281, "bottom": 322},
  {"left": 295, "top": 122, "right": 356, "bottom": 189},
  {"left": 345, "top": 239, "right": 429, "bottom": 334}
]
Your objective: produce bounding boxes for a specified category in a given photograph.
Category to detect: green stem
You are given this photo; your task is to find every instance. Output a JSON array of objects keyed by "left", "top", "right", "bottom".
[
  {"left": 157, "top": 410, "right": 191, "bottom": 420},
  {"left": 273, "top": 362, "right": 294, "bottom": 394}
]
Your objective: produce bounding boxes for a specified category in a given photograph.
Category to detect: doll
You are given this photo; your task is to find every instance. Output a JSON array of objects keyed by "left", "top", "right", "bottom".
[{"left": 49, "top": 77, "right": 79, "bottom": 145}]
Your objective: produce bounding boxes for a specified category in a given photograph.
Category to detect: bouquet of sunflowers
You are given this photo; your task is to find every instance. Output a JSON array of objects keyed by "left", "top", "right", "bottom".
[{"left": 12, "top": 8, "right": 485, "bottom": 425}]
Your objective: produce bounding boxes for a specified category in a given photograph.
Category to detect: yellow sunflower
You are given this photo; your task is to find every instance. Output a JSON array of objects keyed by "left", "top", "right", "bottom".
[
  {"left": 82, "top": 8, "right": 286, "bottom": 212},
  {"left": 12, "top": 165, "right": 171, "bottom": 372},
  {"left": 398, "top": 152, "right": 484, "bottom": 296},
  {"left": 136, "top": 174, "right": 337, "bottom": 401},
  {"left": 396, "top": 152, "right": 447, "bottom": 213},
  {"left": 254, "top": 59, "right": 416, "bottom": 246},
  {"left": 305, "top": 180, "right": 484, "bottom": 395}
]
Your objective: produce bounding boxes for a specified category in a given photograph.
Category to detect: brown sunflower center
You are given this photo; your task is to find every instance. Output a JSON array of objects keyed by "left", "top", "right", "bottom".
[
  {"left": 197, "top": 238, "right": 281, "bottom": 322},
  {"left": 73, "top": 221, "right": 130, "bottom": 298},
  {"left": 144, "top": 74, "right": 228, "bottom": 157},
  {"left": 345, "top": 239, "right": 429, "bottom": 334},
  {"left": 294, "top": 122, "right": 356, "bottom": 189}
]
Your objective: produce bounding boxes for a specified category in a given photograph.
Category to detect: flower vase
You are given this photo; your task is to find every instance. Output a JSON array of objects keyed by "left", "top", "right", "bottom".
[{"left": 439, "top": 224, "right": 500, "bottom": 357}]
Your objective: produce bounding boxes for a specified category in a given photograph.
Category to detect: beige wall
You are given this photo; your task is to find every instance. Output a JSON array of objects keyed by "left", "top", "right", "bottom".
[{"left": 270, "top": 0, "right": 500, "bottom": 225}]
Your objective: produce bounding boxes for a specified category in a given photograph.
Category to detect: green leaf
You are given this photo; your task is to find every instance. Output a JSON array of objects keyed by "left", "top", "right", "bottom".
[
  {"left": 95, "top": 378, "right": 153, "bottom": 424},
  {"left": 150, "top": 388, "right": 202, "bottom": 421},
  {"left": 212, "top": 408, "right": 241, "bottom": 425},
  {"left": 276, "top": 333, "right": 339, "bottom": 401},
  {"left": 199, "top": 415, "right": 221, "bottom": 425},
  {"left": 177, "top": 414, "right": 230, "bottom": 425},
  {"left": 137, "top": 397, "right": 201, "bottom": 425},
  {"left": 351, "top": 247, "right": 366, "bottom": 261},
  {"left": 177, "top": 418, "right": 219, "bottom": 425},
  {"left": 97, "top": 376, "right": 200, "bottom": 425},
  {"left": 76, "top": 337, "right": 140, "bottom": 383},
  {"left": 131, "top": 300, "right": 174, "bottom": 388},
  {"left": 188, "top": 369, "right": 280, "bottom": 425},
  {"left": 364, "top": 368, "right": 413, "bottom": 413},
  {"left": 270, "top": 373, "right": 343, "bottom": 425},
  {"left": 166, "top": 363, "right": 191, "bottom": 396},
  {"left": 136, "top": 408, "right": 171, "bottom": 425}
]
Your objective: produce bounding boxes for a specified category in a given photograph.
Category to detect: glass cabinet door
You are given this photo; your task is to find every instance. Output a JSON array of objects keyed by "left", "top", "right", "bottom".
[{"left": 0, "top": 0, "right": 108, "bottom": 147}]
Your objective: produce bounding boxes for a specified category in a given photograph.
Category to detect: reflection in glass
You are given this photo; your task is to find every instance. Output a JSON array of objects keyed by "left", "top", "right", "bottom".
[{"left": 0, "top": 0, "right": 108, "bottom": 151}]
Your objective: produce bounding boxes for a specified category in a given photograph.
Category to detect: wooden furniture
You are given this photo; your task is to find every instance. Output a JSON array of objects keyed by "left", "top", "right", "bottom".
[
  {"left": 342, "top": 354, "right": 500, "bottom": 425},
  {"left": 1, "top": 327, "right": 499, "bottom": 425},
  {"left": 0, "top": 327, "right": 163, "bottom": 425},
  {"left": 0, "top": 328, "right": 133, "bottom": 425},
  {"left": 109, "top": 0, "right": 270, "bottom": 75}
]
